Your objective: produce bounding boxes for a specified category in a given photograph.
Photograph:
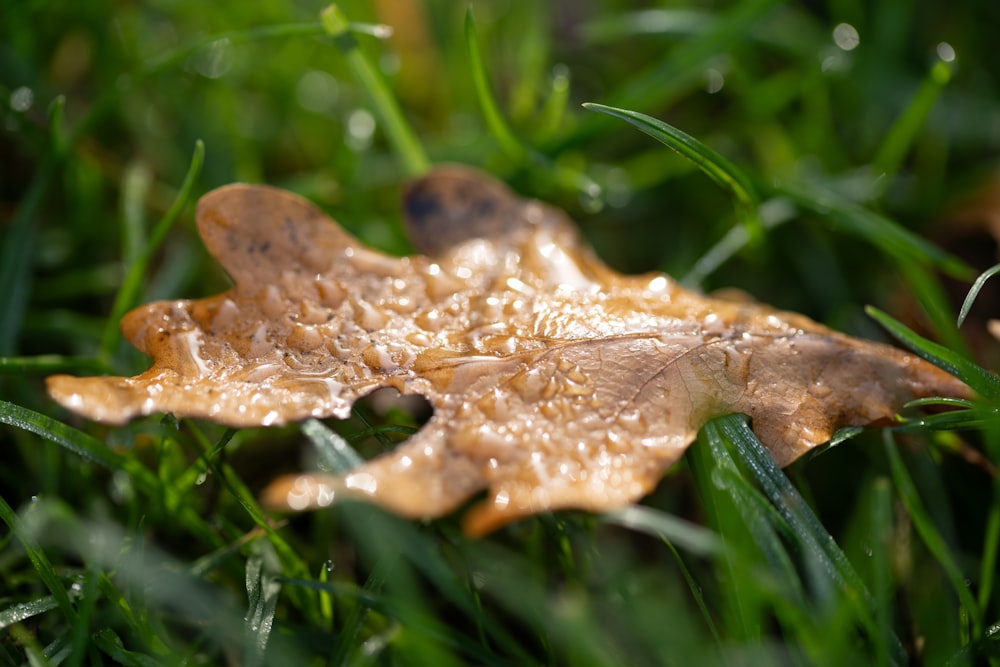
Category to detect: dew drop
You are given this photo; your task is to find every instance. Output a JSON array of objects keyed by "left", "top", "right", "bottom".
[
  {"left": 832, "top": 23, "right": 860, "bottom": 51},
  {"left": 10, "top": 86, "right": 33, "bottom": 112}
]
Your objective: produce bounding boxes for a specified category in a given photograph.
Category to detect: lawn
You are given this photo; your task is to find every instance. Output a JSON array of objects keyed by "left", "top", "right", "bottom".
[{"left": 2, "top": 1, "right": 999, "bottom": 664}]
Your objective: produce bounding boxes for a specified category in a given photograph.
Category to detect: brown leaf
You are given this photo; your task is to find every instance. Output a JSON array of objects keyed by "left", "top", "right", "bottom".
[{"left": 47, "top": 166, "right": 969, "bottom": 535}]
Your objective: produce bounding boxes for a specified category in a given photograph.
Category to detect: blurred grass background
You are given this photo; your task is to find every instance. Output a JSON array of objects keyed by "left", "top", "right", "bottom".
[{"left": 2, "top": 0, "right": 1000, "bottom": 664}]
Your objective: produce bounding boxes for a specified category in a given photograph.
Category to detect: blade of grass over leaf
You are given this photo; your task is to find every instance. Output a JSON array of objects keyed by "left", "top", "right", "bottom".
[
  {"left": 320, "top": 4, "right": 428, "bottom": 178},
  {"left": 958, "top": 263, "right": 1000, "bottom": 328},
  {"left": 301, "top": 419, "right": 363, "bottom": 473},
  {"left": 583, "top": 103, "right": 763, "bottom": 243},
  {"left": 601, "top": 506, "right": 723, "bottom": 557},
  {"left": 703, "top": 414, "right": 907, "bottom": 665},
  {"left": 100, "top": 140, "right": 204, "bottom": 363},
  {"left": 883, "top": 431, "right": 983, "bottom": 637},
  {"left": 867, "top": 306, "right": 1000, "bottom": 403},
  {"left": 690, "top": 421, "right": 785, "bottom": 643}
]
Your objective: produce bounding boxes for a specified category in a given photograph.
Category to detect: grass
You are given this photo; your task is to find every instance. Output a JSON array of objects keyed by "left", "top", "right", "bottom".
[{"left": 2, "top": 0, "right": 1000, "bottom": 664}]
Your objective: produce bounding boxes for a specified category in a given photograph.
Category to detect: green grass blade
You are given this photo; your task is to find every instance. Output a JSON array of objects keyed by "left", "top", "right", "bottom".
[
  {"left": 342, "top": 504, "right": 533, "bottom": 663},
  {"left": 978, "top": 427, "right": 1000, "bottom": 625},
  {"left": 95, "top": 573, "right": 170, "bottom": 657},
  {"left": 327, "top": 553, "right": 391, "bottom": 666},
  {"left": 465, "top": 9, "right": 529, "bottom": 164},
  {"left": 780, "top": 180, "right": 972, "bottom": 280},
  {"left": 534, "top": 65, "right": 572, "bottom": 141},
  {"left": 893, "top": 256, "right": 969, "bottom": 355},
  {"left": 0, "top": 160, "right": 45, "bottom": 356},
  {"left": 67, "top": 564, "right": 100, "bottom": 667},
  {"left": 100, "top": 140, "right": 205, "bottom": 363},
  {"left": 661, "top": 539, "right": 725, "bottom": 652},
  {"left": 0, "top": 597, "right": 60, "bottom": 630},
  {"left": 583, "top": 103, "right": 762, "bottom": 241},
  {"left": 0, "top": 355, "right": 107, "bottom": 375},
  {"left": 866, "top": 306, "right": 1000, "bottom": 402},
  {"left": 869, "top": 478, "right": 895, "bottom": 667},
  {"left": 464, "top": 9, "right": 601, "bottom": 203},
  {"left": 601, "top": 506, "right": 724, "bottom": 557},
  {"left": 583, "top": 103, "right": 757, "bottom": 208},
  {"left": 563, "top": 0, "right": 782, "bottom": 147},
  {"left": 243, "top": 552, "right": 281, "bottom": 667},
  {"left": 980, "top": 485, "right": 1000, "bottom": 613},
  {"left": 873, "top": 59, "right": 953, "bottom": 180},
  {"left": 958, "top": 263, "right": 1000, "bottom": 328},
  {"left": 681, "top": 196, "right": 794, "bottom": 286},
  {"left": 120, "top": 162, "right": 152, "bottom": 270},
  {"left": 0, "top": 495, "right": 78, "bottom": 625},
  {"left": 0, "top": 401, "right": 223, "bottom": 550},
  {"left": 691, "top": 419, "right": 794, "bottom": 642},
  {"left": 883, "top": 431, "right": 982, "bottom": 636},
  {"left": 302, "top": 419, "right": 364, "bottom": 473},
  {"left": 1, "top": 22, "right": 333, "bottom": 358},
  {"left": 1, "top": 400, "right": 126, "bottom": 471},
  {"left": 92, "top": 629, "right": 161, "bottom": 667},
  {"left": 320, "top": 4, "right": 429, "bottom": 178},
  {"left": 183, "top": 424, "right": 313, "bottom": 604},
  {"left": 711, "top": 414, "right": 907, "bottom": 665}
]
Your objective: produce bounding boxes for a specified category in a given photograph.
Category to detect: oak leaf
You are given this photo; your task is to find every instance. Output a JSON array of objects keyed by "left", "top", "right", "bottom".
[{"left": 47, "top": 166, "right": 968, "bottom": 535}]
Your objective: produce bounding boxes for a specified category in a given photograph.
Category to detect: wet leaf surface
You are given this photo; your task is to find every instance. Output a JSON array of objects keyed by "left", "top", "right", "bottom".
[{"left": 48, "top": 166, "right": 968, "bottom": 534}]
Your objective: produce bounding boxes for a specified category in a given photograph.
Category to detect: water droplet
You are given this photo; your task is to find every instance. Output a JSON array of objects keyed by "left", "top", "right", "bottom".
[
  {"left": 832, "top": 23, "right": 860, "bottom": 51},
  {"left": 936, "top": 42, "right": 956, "bottom": 63},
  {"left": 578, "top": 184, "right": 605, "bottom": 214},
  {"left": 189, "top": 38, "right": 233, "bottom": 79},
  {"left": 296, "top": 70, "right": 340, "bottom": 114},
  {"left": 705, "top": 68, "right": 724, "bottom": 94},
  {"left": 346, "top": 108, "right": 376, "bottom": 151},
  {"left": 10, "top": 86, "right": 33, "bottom": 112}
]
